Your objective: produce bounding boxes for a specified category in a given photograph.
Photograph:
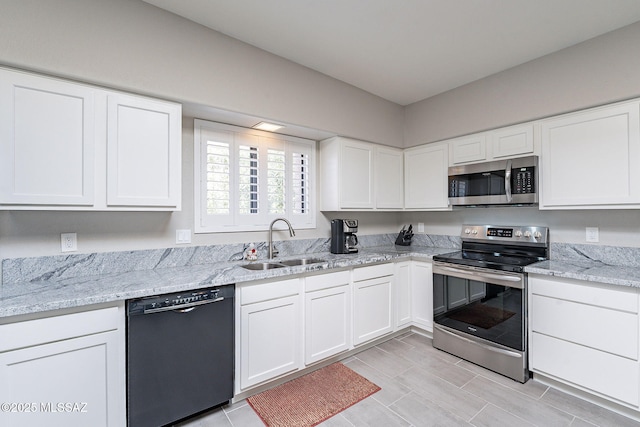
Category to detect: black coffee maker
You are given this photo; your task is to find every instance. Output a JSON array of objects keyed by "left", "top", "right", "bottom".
[{"left": 330, "top": 219, "right": 358, "bottom": 254}]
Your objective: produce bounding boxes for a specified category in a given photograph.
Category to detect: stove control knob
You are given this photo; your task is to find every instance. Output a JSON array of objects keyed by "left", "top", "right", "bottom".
[
  {"left": 515, "top": 230, "right": 523, "bottom": 238},
  {"left": 533, "top": 231, "right": 542, "bottom": 239},
  {"left": 523, "top": 231, "right": 532, "bottom": 238},
  {"left": 464, "top": 228, "right": 471, "bottom": 235},
  {"left": 471, "top": 229, "right": 478, "bottom": 235}
]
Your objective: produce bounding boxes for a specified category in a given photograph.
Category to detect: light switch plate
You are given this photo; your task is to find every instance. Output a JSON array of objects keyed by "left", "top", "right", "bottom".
[
  {"left": 586, "top": 227, "right": 599, "bottom": 243},
  {"left": 176, "top": 229, "right": 192, "bottom": 244},
  {"left": 417, "top": 223, "right": 425, "bottom": 233}
]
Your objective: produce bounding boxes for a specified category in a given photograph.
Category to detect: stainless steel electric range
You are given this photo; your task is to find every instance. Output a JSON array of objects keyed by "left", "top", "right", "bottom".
[{"left": 432, "top": 224, "right": 549, "bottom": 383}]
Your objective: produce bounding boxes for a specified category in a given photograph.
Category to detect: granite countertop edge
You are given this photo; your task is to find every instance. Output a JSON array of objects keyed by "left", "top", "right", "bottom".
[
  {"left": 525, "top": 259, "right": 640, "bottom": 288},
  {"left": 0, "top": 246, "right": 452, "bottom": 319},
  {"left": 5, "top": 245, "right": 639, "bottom": 319}
]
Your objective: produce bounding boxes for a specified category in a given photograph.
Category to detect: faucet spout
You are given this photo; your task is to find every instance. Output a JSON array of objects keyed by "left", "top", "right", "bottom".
[{"left": 269, "top": 218, "right": 296, "bottom": 259}]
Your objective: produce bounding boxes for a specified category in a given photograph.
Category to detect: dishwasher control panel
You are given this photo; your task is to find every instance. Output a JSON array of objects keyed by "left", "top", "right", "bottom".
[{"left": 127, "top": 284, "right": 235, "bottom": 315}]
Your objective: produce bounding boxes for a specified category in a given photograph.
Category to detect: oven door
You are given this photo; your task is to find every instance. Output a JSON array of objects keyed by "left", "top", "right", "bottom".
[
  {"left": 432, "top": 261, "right": 529, "bottom": 382},
  {"left": 433, "top": 262, "right": 525, "bottom": 351}
]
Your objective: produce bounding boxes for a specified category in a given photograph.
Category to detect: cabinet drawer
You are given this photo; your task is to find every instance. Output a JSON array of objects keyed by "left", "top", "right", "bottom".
[
  {"left": 241, "top": 278, "right": 300, "bottom": 305},
  {"left": 530, "top": 276, "right": 638, "bottom": 313},
  {"left": 305, "top": 270, "right": 350, "bottom": 293},
  {"left": 531, "top": 333, "right": 639, "bottom": 406},
  {"left": 353, "top": 263, "right": 394, "bottom": 282},
  {"left": 0, "top": 307, "right": 119, "bottom": 353},
  {"left": 531, "top": 294, "right": 638, "bottom": 359}
]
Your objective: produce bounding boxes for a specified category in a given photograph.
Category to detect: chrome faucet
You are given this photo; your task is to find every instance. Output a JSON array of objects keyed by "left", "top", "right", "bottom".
[{"left": 269, "top": 218, "right": 296, "bottom": 259}]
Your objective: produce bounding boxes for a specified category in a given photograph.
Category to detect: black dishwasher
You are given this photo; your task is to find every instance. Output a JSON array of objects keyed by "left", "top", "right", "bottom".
[{"left": 127, "top": 284, "right": 234, "bottom": 427}]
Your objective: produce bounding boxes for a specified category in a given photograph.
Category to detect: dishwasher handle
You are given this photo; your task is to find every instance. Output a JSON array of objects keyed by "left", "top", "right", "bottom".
[{"left": 143, "top": 296, "right": 225, "bottom": 314}]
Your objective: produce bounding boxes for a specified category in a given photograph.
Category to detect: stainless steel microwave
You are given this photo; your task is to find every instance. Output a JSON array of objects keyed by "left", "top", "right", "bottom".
[{"left": 448, "top": 155, "right": 538, "bottom": 206}]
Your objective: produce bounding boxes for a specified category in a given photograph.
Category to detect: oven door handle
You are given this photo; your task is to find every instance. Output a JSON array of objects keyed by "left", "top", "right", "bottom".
[
  {"left": 434, "top": 325, "right": 523, "bottom": 358},
  {"left": 437, "top": 266, "right": 521, "bottom": 282},
  {"left": 433, "top": 264, "right": 524, "bottom": 289},
  {"left": 505, "top": 159, "right": 512, "bottom": 202}
]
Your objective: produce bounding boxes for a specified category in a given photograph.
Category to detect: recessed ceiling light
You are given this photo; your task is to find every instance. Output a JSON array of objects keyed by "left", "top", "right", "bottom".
[{"left": 252, "top": 121, "right": 284, "bottom": 132}]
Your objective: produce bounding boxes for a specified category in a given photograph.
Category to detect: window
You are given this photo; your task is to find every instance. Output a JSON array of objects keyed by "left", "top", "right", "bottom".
[{"left": 194, "top": 119, "right": 316, "bottom": 233}]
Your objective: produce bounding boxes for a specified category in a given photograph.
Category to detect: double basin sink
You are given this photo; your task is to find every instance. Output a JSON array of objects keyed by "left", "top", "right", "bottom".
[{"left": 241, "top": 257, "right": 326, "bottom": 270}]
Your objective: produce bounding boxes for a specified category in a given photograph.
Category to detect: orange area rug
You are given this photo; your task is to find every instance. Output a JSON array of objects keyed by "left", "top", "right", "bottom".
[{"left": 247, "top": 362, "right": 380, "bottom": 426}]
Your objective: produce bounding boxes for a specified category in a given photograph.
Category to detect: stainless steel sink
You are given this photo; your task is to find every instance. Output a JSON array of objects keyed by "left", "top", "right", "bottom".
[
  {"left": 241, "top": 258, "right": 326, "bottom": 270},
  {"left": 241, "top": 262, "right": 286, "bottom": 270},
  {"left": 278, "top": 258, "right": 325, "bottom": 266}
]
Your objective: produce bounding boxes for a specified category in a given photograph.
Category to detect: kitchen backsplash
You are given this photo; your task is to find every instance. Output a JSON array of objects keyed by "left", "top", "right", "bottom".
[{"left": 3, "top": 232, "right": 639, "bottom": 284}]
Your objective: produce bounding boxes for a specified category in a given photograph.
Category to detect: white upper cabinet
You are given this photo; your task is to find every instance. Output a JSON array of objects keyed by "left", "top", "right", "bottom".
[
  {"left": 491, "top": 123, "right": 535, "bottom": 159},
  {"left": 449, "top": 133, "right": 487, "bottom": 164},
  {"left": 320, "top": 137, "right": 403, "bottom": 210},
  {"left": 375, "top": 145, "right": 404, "bottom": 209},
  {"left": 449, "top": 123, "right": 535, "bottom": 165},
  {"left": 0, "top": 69, "right": 96, "bottom": 206},
  {"left": 404, "top": 142, "right": 450, "bottom": 210},
  {"left": 0, "top": 68, "right": 181, "bottom": 211},
  {"left": 540, "top": 100, "right": 640, "bottom": 209},
  {"left": 107, "top": 94, "right": 181, "bottom": 208}
]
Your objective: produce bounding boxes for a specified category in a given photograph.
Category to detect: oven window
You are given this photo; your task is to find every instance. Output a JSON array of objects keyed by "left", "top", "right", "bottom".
[{"left": 433, "top": 273, "right": 524, "bottom": 351}]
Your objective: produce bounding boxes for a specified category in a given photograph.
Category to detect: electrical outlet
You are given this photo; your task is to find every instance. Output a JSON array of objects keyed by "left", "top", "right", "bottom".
[
  {"left": 586, "top": 227, "right": 599, "bottom": 243},
  {"left": 61, "top": 233, "right": 77, "bottom": 252},
  {"left": 417, "top": 223, "right": 425, "bottom": 233},
  {"left": 176, "top": 229, "right": 192, "bottom": 244}
]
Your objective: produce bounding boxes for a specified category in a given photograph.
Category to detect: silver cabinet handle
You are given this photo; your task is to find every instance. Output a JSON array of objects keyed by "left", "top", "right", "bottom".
[{"left": 505, "top": 159, "right": 512, "bottom": 202}]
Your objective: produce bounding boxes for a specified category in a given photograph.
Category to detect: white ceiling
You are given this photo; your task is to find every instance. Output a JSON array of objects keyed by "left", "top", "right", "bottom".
[{"left": 143, "top": 0, "right": 640, "bottom": 106}]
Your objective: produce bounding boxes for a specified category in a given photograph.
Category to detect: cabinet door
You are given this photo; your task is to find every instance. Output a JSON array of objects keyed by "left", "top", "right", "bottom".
[
  {"left": 353, "top": 275, "right": 393, "bottom": 345},
  {"left": 0, "top": 69, "right": 95, "bottom": 206},
  {"left": 305, "top": 284, "right": 351, "bottom": 364},
  {"left": 491, "top": 123, "right": 534, "bottom": 159},
  {"left": 411, "top": 261, "right": 433, "bottom": 331},
  {"left": 0, "top": 331, "right": 122, "bottom": 427},
  {"left": 540, "top": 101, "right": 640, "bottom": 208},
  {"left": 450, "top": 133, "right": 486, "bottom": 165},
  {"left": 404, "top": 143, "right": 449, "bottom": 209},
  {"left": 240, "top": 295, "right": 301, "bottom": 388},
  {"left": 339, "top": 139, "right": 374, "bottom": 208},
  {"left": 394, "top": 261, "right": 411, "bottom": 328},
  {"left": 107, "top": 93, "right": 181, "bottom": 208},
  {"left": 375, "top": 146, "right": 403, "bottom": 208}
]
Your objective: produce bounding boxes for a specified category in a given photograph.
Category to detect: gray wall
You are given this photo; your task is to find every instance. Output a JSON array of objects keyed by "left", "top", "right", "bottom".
[
  {"left": 2, "top": 0, "right": 640, "bottom": 260},
  {"left": 401, "top": 21, "right": 640, "bottom": 249},
  {"left": 404, "top": 21, "right": 640, "bottom": 146}
]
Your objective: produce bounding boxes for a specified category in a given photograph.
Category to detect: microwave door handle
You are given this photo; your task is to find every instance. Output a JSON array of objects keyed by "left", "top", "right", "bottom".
[{"left": 505, "top": 159, "right": 513, "bottom": 202}]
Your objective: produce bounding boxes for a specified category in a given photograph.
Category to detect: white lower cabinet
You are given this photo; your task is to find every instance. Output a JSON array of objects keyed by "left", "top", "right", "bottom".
[
  {"left": 394, "top": 261, "right": 412, "bottom": 328},
  {"left": 0, "top": 305, "right": 125, "bottom": 427},
  {"left": 411, "top": 261, "right": 433, "bottom": 332},
  {"left": 304, "top": 271, "right": 351, "bottom": 365},
  {"left": 239, "top": 278, "right": 302, "bottom": 389},
  {"left": 529, "top": 275, "right": 640, "bottom": 407},
  {"left": 353, "top": 264, "right": 394, "bottom": 345}
]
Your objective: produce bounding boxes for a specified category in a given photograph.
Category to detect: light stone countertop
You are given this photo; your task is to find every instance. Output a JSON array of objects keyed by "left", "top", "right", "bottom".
[
  {"left": 525, "top": 259, "right": 640, "bottom": 288},
  {"left": 0, "top": 246, "right": 454, "bottom": 319},
  {"left": 4, "top": 240, "right": 639, "bottom": 320}
]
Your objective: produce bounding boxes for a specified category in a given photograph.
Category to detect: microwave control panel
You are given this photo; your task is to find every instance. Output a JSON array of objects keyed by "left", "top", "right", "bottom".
[{"left": 513, "top": 167, "right": 535, "bottom": 194}]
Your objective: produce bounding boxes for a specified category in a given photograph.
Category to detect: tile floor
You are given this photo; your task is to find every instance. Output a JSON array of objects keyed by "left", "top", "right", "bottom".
[{"left": 176, "top": 333, "right": 640, "bottom": 427}]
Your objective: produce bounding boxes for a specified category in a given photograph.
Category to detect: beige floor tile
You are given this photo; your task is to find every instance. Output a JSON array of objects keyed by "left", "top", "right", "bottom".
[
  {"left": 389, "top": 391, "right": 471, "bottom": 426},
  {"left": 463, "top": 375, "right": 574, "bottom": 426},
  {"left": 470, "top": 403, "right": 536, "bottom": 427},
  {"left": 540, "top": 387, "right": 640, "bottom": 427},
  {"left": 396, "top": 365, "right": 487, "bottom": 422}
]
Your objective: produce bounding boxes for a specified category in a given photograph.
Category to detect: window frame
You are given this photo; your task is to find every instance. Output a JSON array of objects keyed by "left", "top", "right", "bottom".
[{"left": 194, "top": 119, "right": 316, "bottom": 233}]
